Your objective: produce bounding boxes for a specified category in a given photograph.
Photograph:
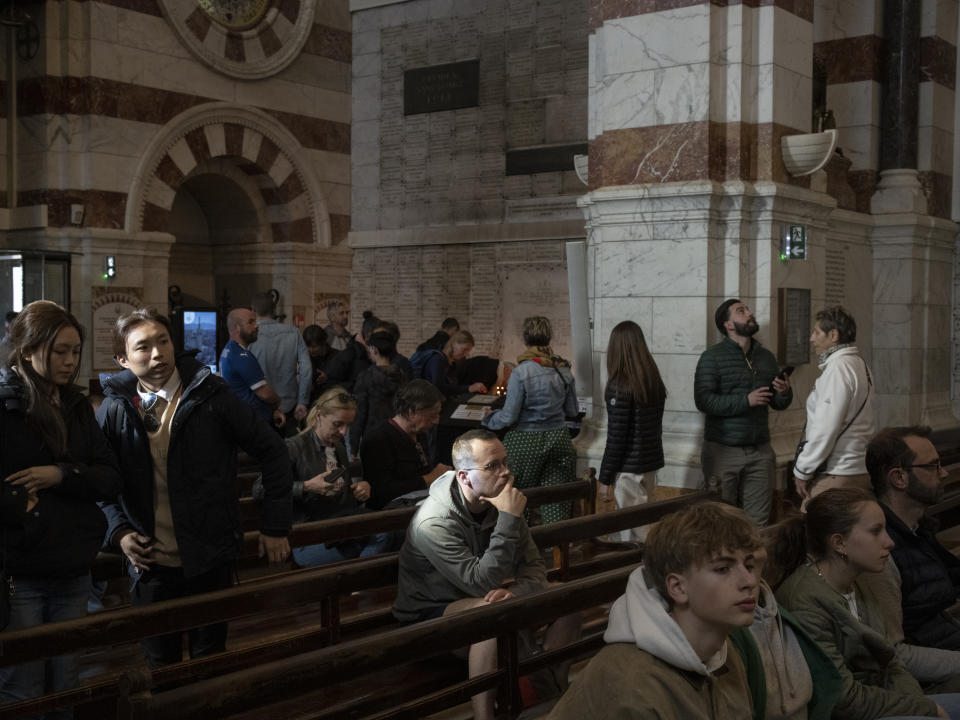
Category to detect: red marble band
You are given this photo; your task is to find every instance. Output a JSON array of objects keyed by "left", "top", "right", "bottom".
[
  {"left": 814, "top": 36, "right": 883, "bottom": 85},
  {"left": 590, "top": 0, "right": 812, "bottom": 32},
  {"left": 15, "top": 77, "right": 350, "bottom": 155},
  {"left": 588, "top": 121, "right": 813, "bottom": 187},
  {"left": 920, "top": 35, "right": 957, "bottom": 90},
  {"left": 918, "top": 170, "right": 952, "bottom": 219}
]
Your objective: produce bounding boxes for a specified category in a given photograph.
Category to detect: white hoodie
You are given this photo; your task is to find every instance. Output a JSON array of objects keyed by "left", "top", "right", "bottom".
[{"left": 604, "top": 565, "right": 728, "bottom": 675}]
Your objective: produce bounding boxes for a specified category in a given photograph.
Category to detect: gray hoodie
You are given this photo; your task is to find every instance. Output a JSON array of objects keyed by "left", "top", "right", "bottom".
[{"left": 392, "top": 471, "right": 546, "bottom": 623}]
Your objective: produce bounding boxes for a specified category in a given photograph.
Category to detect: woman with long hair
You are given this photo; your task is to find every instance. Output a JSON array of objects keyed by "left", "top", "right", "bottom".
[
  {"left": 482, "top": 316, "right": 578, "bottom": 524},
  {"left": 598, "top": 321, "right": 666, "bottom": 541},
  {"left": 421, "top": 329, "right": 487, "bottom": 397},
  {"left": 770, "top": 488, "right": 960, "bottom": 720},
  {"left": 0, "top": 300, "right": 121, "bottom": 716}
]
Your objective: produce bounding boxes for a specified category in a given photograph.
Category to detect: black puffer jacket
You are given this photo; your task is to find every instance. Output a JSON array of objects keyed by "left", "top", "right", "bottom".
[
  {"left": 96, "top": 355, "right": 291, "bottom": 579},
  {"left": 0, "top": 369, "right": 121, "bottom": 578},
  {"left": 883, "top": 503, "right": 960, "bottom": 650},
  {"left": 598, "top": 384, "right": 665, "bottom": 486},
  {"left": 350, "top": 363, "right": 405, "bottom": 456}
]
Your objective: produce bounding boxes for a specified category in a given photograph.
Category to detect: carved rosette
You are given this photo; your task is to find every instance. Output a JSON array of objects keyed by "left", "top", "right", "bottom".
[{"left": 160, "top": 0, "right": 316, "bottom": 79}]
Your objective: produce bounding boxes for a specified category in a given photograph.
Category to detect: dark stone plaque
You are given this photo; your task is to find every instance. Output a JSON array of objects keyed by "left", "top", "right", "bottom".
[
  {"left": 505, "top": 143, "right": 588, "bottom": 175},
  {"left": 404, "top": 60, "right": 480, "bottom": 116},
  {"left": 777, "top": 287, "right": 811, "bottom": 366}
]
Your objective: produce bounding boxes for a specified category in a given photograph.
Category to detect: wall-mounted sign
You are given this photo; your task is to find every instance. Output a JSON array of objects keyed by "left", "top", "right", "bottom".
[{"left": 404, "top": 60, "right": 480, "bottom": 116}]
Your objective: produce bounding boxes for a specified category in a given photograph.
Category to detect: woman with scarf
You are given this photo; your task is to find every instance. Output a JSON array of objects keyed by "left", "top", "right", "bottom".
[
  {"left": 794, "top": 306, "right": 874, "bottom": 505},
  {"left": 482, "top": 316, "right": 578, "bottom": 524}
]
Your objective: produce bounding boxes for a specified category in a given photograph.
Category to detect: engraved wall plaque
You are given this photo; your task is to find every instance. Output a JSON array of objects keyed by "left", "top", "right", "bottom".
[
  {"left": 778, "top": 287, "right": 812, "bottom": 366},
  {"left": 404, "top": 60, "right": 480, "bottom": 116}
]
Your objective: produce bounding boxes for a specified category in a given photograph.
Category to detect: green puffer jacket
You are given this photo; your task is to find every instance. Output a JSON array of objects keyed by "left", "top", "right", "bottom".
[
  {"left": 694, "top": 337, "right": 791, "bottom": 446},
  {"left": 776, "top": 565, "right": 938, "bottom": 720}
]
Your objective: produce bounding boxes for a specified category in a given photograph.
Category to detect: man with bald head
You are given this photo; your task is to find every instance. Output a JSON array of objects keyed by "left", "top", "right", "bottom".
[{"left": 220, "top": 307, "right": 284, "bottom": 429}]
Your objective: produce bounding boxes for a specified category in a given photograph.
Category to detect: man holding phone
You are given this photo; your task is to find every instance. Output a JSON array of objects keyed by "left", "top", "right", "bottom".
[{"left": 694, "top": 299, "right": 792, "bottom": 525}]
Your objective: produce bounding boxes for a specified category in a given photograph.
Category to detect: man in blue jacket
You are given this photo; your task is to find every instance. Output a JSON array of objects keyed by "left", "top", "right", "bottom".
[
  {"left": 97, "top": 308, "right": 291, "bottom": 667},
  {"left": 694, "top": 299, "right": 791, "bottom": 525}
]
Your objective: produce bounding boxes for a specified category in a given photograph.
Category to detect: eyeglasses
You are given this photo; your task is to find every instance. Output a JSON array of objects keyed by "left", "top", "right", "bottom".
[
  {"left": 902, "top": 459, "right": 943, "bottom": 472},
  {"left": 462, "top": 459, "right": 511, "bottom": 474}
]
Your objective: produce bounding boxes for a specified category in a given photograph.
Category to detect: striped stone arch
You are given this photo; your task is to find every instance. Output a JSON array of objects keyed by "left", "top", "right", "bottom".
[{"left": 126, "top": 103, "right": 330, "bottom": 246}]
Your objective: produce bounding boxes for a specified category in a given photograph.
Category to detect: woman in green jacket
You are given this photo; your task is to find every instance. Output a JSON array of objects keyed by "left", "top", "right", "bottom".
[{"left": 769, "top": 487, "right": 960, "bottom": 720}]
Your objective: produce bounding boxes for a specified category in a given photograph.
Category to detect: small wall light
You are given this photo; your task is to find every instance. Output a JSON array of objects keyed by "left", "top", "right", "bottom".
[{"left": 104, "top": 255, "right": 117, "bottom": 279}]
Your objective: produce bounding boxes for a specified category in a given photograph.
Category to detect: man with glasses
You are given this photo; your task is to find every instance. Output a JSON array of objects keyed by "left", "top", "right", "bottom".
[
  {"left": 393, "top": 428, "right": 579, "bottom": 720},
  {"left": 867, "top": 426, "right": 960, "bottom": 651}
]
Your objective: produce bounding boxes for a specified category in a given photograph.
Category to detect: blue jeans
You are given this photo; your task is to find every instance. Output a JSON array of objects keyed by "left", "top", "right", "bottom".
[
  {"left": 880, "top": 693, "right": 960, "bottom": 719},
  {"left": 292, "top": 532, "right": 390, "bottom": 567},
  {"left": 0, "top": 574, "right": 90, "bottom": 719}
]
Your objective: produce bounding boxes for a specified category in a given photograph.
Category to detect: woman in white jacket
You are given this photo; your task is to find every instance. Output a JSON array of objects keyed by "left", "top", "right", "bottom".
[{"left": 794, "top": 306, "right": 875, "bottom": 504}]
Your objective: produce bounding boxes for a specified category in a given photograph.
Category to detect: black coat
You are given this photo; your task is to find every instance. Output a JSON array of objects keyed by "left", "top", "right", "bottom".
[
  {"left": 0, "top": 369, "right": 121, "bottom": 578},
  {"left": 360, "top": 419, "right": 429, "bottom": 510},
  {"left": 598, "top": 384, "right": 665, "bottom": 486},
  {"left": 350, "top": 363, "right": 405, "bottom": 457},
  {"left": 883, "top": 502, "right": 960, "bottom": 650},
  {"left": 324, "top": 338, "right": 370, "bottom": 392},
  {"left": 96, "top": 355, "right": 292, "bottom": 579}
]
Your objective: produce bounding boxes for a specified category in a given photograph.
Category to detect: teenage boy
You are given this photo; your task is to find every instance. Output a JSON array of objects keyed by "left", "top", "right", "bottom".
[
  {"left": 97, "top": 308, "right": 291, "bottom": 667},
  {"left": 548, "top": 502, "right": 760, "bottom": 719}
]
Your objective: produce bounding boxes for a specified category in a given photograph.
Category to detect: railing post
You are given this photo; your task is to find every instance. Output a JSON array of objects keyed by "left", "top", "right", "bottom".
[{"left": 496, "top": 631, "right": 522, "bottom": 718}]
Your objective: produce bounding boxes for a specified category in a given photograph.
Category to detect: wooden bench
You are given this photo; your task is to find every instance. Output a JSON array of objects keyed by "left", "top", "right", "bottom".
[{"left": 0, "top": 492, "right": 711, "bottom": 719}]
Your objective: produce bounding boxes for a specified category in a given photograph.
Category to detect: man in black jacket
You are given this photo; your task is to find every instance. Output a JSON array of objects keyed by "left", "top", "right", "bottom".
[
  {"left": 867, "top": 425, "right": 960, "bottom": 651},
  {"left": 97, "top": 308, "right": 291, "bottom": 667}
]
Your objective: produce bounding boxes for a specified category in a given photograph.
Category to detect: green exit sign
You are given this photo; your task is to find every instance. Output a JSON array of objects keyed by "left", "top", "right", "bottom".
[{"left": 781, "top": 225, "right": 807, "bottom": 260}]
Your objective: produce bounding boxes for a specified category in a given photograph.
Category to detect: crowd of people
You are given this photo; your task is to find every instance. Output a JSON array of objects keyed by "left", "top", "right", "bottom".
[{"left": 4, "top": 294, "right": 960, "bottom": 720}]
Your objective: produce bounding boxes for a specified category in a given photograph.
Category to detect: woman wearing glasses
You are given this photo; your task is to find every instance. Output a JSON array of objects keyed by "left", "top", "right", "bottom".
[
  {"left": 264, "top": 387, "right": 388, "bottom": 566},
  {"left": 0, "top": 301, "right": 121, "bottom": 715},
  {"left": 482, "top": 316, "right": 578, "bottom": 524},
  {"left": 794, "top": 306, "right": 874, "bottom": 506}
]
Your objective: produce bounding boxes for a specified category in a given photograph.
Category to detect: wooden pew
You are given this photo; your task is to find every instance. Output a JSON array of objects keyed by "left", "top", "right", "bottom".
[
  {"left": 0, "top": 492, "right": 711, "bottom": 719},
  {"left": 119, "top": 566, "right": 638, "bottom": 720}
]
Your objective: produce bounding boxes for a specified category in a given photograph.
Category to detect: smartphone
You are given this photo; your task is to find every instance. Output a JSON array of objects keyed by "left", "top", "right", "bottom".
[
  {"left": 769, "top": 366, "right": 795, "bottom": 393},
  {"left": 325, "top": 467, "right": 346, "bottom": 484}
]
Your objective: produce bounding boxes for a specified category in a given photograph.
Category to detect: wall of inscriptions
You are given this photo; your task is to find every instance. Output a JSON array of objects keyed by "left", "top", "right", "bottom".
[
  {"left": 350, "top": 239, "right": 571, "bottom": 361},
  {"left": 351, "top": 0, "right": 589, "bottom": 231}
]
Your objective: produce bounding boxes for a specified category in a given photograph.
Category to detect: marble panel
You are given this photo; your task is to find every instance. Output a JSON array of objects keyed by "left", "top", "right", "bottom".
[
  {"left": 352, "top": 76, "right": 382, "bottom": 122},
  {"left": 167, "top": 137, "right": 197, "bottom": 177},
  {"left": 599, "top": 5, "right": 712, "bottom": 76},
  {"left": 268, "top": 152, "right": 295, "bottom": 188},
  {"left": 710, "top": 62, "right": 758, "bottom": 124},
  {"left": 872, "top": 304, "right": 924, "bottom": 349},
  {"left": 89, "top": 39, "right": 146, "bottom": 85},
  {"left": 589, "top": 122, "right": 710, "bottom": 185},
  {"left": 89, "top": 1, "right": 119, "bottom": 43},
  {"left": 316, "top": 0, "right": 351, "bottom": 31},
  {"left": 146, "top": 175, "right": 177, "bottom": 211},
  {"left": 657, "top": 353, "right": 702, "bottom": 413},
  {"left": 598, "top": 239, "right": 709, "bottom": 298},
  {"left": 925, "top": 346, "right": 951, "bottom": 392},
  {"left": 813, "top": 0, "right": 881, "bottom": 41},
  {"left": 709, "top": 3, "right": 748, "bottom": 66},
  {"left": 929, "top": 260, "right": 953, "bottom": 305},
  {"left": 826, "top": 80, "right": 881, "bottom": 129},
  {"left": 757, "top": 5, "right": 813, "bottom": 76},
  {"left": 650, "top": 295, "right": 711, "bottom": 354},
  {"left": 600, "top": 63, "right": 711, "bottom": 130},
  {"left": 917, "top": 125, "right": 955, "bottom": 175},
  {"left": 353, "top": 29, "right": 381, "bottom": 56},
  {"left": 280, "top": 54, "right": 351, "bottom": 94},
  {"left": 918, "top": 81, "right": 956, "bottom": 132},
  {"left": 594, "top": 296, "right": 654, "bottom": 352},
  {"left": 922, "top": 0, "right": 958, "bottom": 41},
  {"left": 872, "top": 347, "right": 925, "bottom": 394},
  {"left": 241, "top": 129, "right": 264, "bottom": 165},
  {"left": 832, "top": 124, "right": 881, "bottom": 172}
]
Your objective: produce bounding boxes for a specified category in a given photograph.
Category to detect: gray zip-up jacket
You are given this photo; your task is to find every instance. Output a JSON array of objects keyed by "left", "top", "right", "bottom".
[{"left": 392, "top": 471, "right": 546, "bottom": 623}]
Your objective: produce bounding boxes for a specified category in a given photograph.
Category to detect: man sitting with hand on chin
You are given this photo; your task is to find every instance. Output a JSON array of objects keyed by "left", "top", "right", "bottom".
[{"left": 393, "top": 428, "right": 579, "bottom": 720}]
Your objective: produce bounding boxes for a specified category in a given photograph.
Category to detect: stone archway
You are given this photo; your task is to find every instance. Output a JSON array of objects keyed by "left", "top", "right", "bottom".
[{"left": 126, "top": 102, "right": 331, "bottom": 247}]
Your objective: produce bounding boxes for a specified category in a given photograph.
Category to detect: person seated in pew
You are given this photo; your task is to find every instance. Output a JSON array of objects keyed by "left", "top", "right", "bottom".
[
  {"left": 97, "top": 308, "right": 291, "bottom": 668},
  {"left": 393, "top": 428, "right": 580, "bottom": 720},
  {"left": 548, "top": 501, "right": 760, "bottom": 720},
  {"left": 360, "top": 380, "right": 451, "bottom": 511},
  {"left": 258, "top": 387, "right": 389, "bottom": 567},
  {"left": 730, "top": 545, "right": 843, "bottom": 720}
]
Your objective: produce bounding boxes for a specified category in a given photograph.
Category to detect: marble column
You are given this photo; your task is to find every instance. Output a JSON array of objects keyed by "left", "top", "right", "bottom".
[{"left": 577, "top": 2, "right": 831, "bottom": 492}]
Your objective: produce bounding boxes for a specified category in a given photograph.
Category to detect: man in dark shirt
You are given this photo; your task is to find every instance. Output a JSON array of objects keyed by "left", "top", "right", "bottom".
[
  {"left": 416, "top": 317, "right": 459, "bottom": 352},
  {"left": 220, "top": 307, "right": 284, "bottom": 430}
]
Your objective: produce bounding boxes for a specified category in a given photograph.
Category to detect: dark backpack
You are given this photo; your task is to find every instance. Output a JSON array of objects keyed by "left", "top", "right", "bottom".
[{"left": 409, "top": 349, "right": 444, "bottom": 381}]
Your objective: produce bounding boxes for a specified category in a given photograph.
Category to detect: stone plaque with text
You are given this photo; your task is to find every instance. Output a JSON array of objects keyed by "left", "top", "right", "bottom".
[{"left": 404, "top": 60, "right": 480, "bottom": 116}]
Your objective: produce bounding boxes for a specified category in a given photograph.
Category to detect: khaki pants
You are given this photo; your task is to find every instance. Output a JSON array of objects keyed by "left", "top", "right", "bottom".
[{"left": 700, "top": 440, "right": 775, "bottom": 526}]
